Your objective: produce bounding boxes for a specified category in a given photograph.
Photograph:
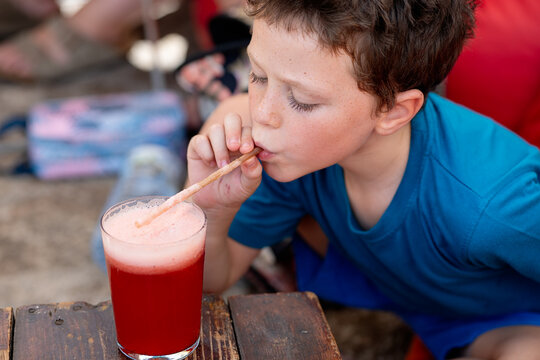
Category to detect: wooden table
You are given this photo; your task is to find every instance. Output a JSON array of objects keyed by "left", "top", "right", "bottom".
[{"left": 0, "top": 291, "right": 341, "bottom": 360}]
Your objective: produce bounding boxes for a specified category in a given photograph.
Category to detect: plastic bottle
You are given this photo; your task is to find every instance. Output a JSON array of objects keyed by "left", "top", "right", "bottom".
[{"left": 91, "top": 144, "right": 185, "bottom": 270}]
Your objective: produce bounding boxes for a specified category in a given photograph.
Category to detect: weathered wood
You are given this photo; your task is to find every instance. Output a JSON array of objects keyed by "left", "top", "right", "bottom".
[
  {"left": 0, "top": 308, "right": 13, "bottom": 360},
  {"left": 10, "top": 292, "right": 339, "bottom": 359},
  {"left": 12, "top": 296, "right": 237, "bottom": 360},
  {"left": 13, "top": 301, "right": 121, "bottom": 360},
  {"left": 229, "top": 291, "right": 342, "bottom": 360},
  {"left": 192, "top": 294, "right": 240, "bottom": 360}
]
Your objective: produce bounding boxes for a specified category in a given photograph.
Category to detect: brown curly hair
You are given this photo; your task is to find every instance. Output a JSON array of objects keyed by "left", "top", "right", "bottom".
[{"left": 246, "top": 0, "right": 478, "bottom": 112}]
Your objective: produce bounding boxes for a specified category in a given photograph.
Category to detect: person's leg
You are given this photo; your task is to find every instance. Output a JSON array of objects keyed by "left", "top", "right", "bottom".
[
  {"left": 6, "top": 0, "right": 59, "bottom": 19},
  {"left": 0, "top": 0, "right": 167, "bottom": 81},
  {"left": 65, "top": 0, "right": 143, "bottom": 46},
  {"left": 405, "top": 310, "right": 540, "bottom": 360},
  {"left": 0, "top": 0, "right": 59, "bottom": 40},
  {"left": 454, "top": 325, "right": 540, "bottom": 360}
]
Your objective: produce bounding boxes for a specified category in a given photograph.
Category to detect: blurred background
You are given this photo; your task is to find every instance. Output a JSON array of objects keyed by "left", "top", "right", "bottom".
[
  {"left": 4, "top": 0, "right": 538, "bottom": 359},
  {"left": 0, "top": 0, "right": 194, "bottom": 308}
]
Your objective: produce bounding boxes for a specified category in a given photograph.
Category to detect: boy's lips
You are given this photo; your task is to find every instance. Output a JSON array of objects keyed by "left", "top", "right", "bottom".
[{"left": 254, "top": 142, "right": 274, "bottom": 161}]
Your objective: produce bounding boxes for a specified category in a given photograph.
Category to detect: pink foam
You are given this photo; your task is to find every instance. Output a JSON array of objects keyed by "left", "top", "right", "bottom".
[{"left": 102, "top": 200, "right": 206, "bottom": 274}]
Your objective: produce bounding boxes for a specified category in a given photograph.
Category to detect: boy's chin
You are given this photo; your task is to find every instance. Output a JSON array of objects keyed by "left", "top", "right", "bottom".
[{"left": 263, "top": 163, "right": 304, "bottom": 183}]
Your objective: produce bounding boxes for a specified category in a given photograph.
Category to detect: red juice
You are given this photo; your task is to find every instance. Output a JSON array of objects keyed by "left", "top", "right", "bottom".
[
  {"left": 107, "top": 250, "right": 205, "bottom": 355},
  {"left": 101, "top": 197, "right": 206, "bottom": 358}
]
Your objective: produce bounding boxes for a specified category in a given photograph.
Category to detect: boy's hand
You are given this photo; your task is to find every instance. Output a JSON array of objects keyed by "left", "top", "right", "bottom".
[{"left": 187, "top": 112, "right": 262, "bottom": 211}]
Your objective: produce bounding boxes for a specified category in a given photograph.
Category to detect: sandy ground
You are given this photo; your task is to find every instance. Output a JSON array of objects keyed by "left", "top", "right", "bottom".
[
  {"left": 0, "top": 175, "right": 113, "bottom": 307},
  {"left": 0, "top": 62, "right": 152, "bottom": 308}
]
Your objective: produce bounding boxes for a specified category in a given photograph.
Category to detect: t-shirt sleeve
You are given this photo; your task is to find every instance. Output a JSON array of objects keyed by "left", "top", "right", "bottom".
[
  {"left": 229, "top": 171, "right": 306, "bottom": 249},
  {"left": 468, "top": 163, "right": 540, "bottom": 282}
]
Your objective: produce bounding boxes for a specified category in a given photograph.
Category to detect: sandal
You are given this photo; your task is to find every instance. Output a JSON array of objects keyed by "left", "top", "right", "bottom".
[
  {"left": 175, "top": 14, "right": 251, "bottom": 96},
  {"left": 174, "top": 14, "right": 251, "bottom": 123},
  {"left": 0, "top": 16, "right": 131, "bottom": 82}
]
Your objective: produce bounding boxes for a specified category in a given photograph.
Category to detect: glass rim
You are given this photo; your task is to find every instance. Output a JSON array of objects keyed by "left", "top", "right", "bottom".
[{"left": 100, "top": 195, "right": 207, "bottom": 247}]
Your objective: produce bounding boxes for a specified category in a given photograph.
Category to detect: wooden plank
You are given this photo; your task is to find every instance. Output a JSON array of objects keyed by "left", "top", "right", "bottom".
[
  {"left": 12, "top": 296, "right": 237, "bottom": 360},
  {"left": 229, "top": 292, "right": 342, "bottom": 360},
  {"left": 12, "top": 301, "right": 122, "bottom": 360},
  {"left": 192, "top": 294, "right": 240, "bottom": 360},
  {"left": 0, "top": 308, "right": 13, "bottom": 360}
]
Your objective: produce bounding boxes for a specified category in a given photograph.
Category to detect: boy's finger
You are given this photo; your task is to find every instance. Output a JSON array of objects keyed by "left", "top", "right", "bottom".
[
  {"left": 208, "top": 124, "right": 230, "bottom": 168},
  {"left": 224, "top": 113, "right": 242, "bottom": 152},
  {"left": 240, "top": 156, "right": 263, "bottom": 188},
  {"left": 240, "top": 125, "right": 254, "bottom": 153},
  {"left": 188, "top": 134, "right": 216, "bottom": 168}
]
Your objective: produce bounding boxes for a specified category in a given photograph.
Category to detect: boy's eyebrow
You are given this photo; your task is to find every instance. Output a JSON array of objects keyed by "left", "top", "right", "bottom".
[
  {"left": 247, "top": 47, "right": 264, "bottom": 74},
  {"left": 246, "top": 47, "right": 329, "bottom": 98}
]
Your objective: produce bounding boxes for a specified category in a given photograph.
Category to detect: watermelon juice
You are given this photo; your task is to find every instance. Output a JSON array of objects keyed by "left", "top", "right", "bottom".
[{"left": 100, "top": 196, "right": 206, "bottom": 360}]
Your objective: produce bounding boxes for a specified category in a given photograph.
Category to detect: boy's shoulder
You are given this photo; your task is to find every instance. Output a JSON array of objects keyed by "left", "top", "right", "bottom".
[
  {"left": 408, "top": 94, "right": 540, "bottom": 249},
  {"left": 417, "top": 93, "right": 539, "bottom": 195}
]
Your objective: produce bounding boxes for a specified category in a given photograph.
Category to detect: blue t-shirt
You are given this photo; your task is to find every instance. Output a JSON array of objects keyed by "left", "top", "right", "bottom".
[{"left": 229, "top": 93, "right": 540, "bottom": 355}]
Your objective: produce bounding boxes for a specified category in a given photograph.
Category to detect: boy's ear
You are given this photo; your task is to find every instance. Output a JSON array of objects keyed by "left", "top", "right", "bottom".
[{"left": 375, "top": 89, "right": 424, "bottom": 135}]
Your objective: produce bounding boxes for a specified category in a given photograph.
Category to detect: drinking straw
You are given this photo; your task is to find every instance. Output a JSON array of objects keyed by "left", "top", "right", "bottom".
[{"left": 135, "top": 147, "right": 262, "bottom": 227}]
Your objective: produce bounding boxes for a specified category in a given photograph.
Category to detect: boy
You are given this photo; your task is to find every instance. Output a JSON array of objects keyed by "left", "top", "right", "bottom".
[{"left": 185, "top": 0, "right": 540, "bottom": 358}]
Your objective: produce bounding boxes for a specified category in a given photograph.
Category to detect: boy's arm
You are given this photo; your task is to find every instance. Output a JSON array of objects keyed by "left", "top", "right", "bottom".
[
  {"left": 187, "top": 94, "right": 260, "bottom": 293},
  {"left": 468, "top": 165, "right": 540, "bottom": 282},
  {"left": 199, "top": 93, "right": 251, "bottom": 133},
  {"left": 203, "top": 217, "right": 260, "bottom": 293}
]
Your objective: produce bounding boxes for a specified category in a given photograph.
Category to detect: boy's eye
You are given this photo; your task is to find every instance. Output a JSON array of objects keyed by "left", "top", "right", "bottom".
[
  {"left": 288, "top": 94, "right": 317, "bottom": 112},
  {"left": 249, "top": 71, "right": 316, "bottom": 112},
  {"left": 249, "top": 72, "right": 267, "bottom": 84}
]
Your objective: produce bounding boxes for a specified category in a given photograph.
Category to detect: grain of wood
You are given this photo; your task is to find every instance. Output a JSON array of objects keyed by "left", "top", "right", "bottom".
[
  {"left": 192, "top": 294, "right": 240, "bottom": 360},
  {"left": 0, "top": 308, "right": 13, "bottom": 360},
  {"left": 229, "top": 292, "right": 342, "bottom": 360},
  {"left": 11, "top": 296, "right": 239, "bottom": 360},
  {"left": 12, "top": 301, "right": 121, "bottom": 360}
]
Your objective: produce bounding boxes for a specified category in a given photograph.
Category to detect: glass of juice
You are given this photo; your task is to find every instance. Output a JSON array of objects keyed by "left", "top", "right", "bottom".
[{"left": 100, "top": 196, "right": 206, "bottom": 360}]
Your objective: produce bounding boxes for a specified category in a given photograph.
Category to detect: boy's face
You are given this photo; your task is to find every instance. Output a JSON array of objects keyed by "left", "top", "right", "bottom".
[{"left": 247, "top": 19, "right": 381, "bottom": 182}]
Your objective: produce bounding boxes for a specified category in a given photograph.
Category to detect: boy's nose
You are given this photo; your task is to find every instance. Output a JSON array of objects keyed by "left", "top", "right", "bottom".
[
  {"left": 253, "top": 94, "right": 282, "bottom": 128},
  {"left": 255, "top": 112, "right": 281, "bottom": 128}
]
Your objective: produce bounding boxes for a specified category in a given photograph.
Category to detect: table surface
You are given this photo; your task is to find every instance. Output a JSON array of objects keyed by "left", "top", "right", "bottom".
[{"left": 0, "top": 291, "right": 341, "bottom": 360}]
